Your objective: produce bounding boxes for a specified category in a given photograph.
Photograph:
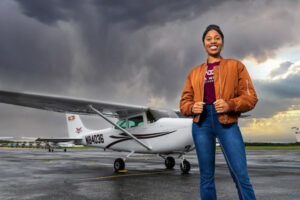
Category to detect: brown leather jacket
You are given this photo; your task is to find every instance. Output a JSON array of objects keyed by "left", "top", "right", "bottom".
[{"left": 180, "top": 57, "right": 258, "bottom": 124}]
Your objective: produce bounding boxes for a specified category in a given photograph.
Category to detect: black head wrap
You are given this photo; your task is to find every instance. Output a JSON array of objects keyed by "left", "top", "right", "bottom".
[{"left": 202, "top": 24, "right": 224, "bottom": 43}]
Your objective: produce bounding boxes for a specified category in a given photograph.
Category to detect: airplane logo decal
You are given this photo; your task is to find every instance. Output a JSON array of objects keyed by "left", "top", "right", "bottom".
[
  {"left": 76, "top": 127, "right": 82, "bottom": 134},
  {"left": 105, "top": 130, "right": 176, "bottom": 148},
  {"left": 68, "top": 116, "right": 75, "bottom": 121}
]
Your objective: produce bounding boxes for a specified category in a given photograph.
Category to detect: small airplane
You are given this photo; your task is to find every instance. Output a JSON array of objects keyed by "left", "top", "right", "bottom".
[
  {"left": 43, "top": 140, "right": 82, "bottom": 152},
  {"left": 291, "top": 127, "right": 300, "bottom": 143},
  {"left": 21, "top": 136, "right": 82, "bottom": 152},
  {"left": 0, "top": 90, "right": 195, "bottom": 173}
]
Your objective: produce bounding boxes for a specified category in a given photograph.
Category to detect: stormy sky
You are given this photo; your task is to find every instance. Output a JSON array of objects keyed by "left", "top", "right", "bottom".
[{"left": 0, "top": 0, "right": 300, "bottom": 142}]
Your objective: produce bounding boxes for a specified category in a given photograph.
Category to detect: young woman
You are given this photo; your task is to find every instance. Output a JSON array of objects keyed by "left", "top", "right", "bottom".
[{"left": 180, "top": 25, "right": 258, "bottom": 200}]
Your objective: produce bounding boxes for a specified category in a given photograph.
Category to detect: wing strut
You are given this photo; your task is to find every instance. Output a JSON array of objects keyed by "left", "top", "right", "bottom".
[{"left": 88, "top": 105, "right": 152, "bottom": 151}]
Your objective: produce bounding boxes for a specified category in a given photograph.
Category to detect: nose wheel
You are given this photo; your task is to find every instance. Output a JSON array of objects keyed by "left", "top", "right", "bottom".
[
  {"left": 180, "top": 159, "right": 191, "bottom": 174},
  {"left": 114, "top": 158, "right": 125, "bottom": 172}
]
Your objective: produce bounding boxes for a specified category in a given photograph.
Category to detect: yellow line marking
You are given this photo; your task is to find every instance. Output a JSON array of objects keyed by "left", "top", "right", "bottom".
[
  {"left": 116, "top": 169, "right": 128, "bottom": 173},
  {"left": 77, "top": 170, "right": 176, "bottom": 181}
]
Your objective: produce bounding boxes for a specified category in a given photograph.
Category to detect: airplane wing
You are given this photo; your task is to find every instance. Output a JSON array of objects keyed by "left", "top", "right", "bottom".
[{"left": 0, "top": 90, "right": 148, "bottom": 118}]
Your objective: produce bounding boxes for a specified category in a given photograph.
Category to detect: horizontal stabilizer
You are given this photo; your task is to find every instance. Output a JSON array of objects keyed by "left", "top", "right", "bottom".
[{"left": 36, "top": 137, "right": 82, "bottom": 143}]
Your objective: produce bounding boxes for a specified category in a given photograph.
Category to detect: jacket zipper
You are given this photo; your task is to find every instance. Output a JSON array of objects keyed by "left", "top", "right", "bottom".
[
  {"left": 218, "top": 63, "right": 228, "bottom": 123},
  {"left": 246, "top": 79, "right": 250, "bottom": 95},
  {"left": 202, "top": 64, "right": 207, "bottom": 101},
  {"left": 200, "top": 64, "right": 207, "bottom": 120}
]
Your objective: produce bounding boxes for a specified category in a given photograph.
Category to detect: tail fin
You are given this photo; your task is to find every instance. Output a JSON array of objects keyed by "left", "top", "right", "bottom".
[{"left": 66, "top": 114, "right": 91, "bottom": 138}]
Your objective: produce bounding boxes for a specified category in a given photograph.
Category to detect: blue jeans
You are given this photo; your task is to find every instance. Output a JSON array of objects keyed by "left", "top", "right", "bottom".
[{"left": 192, "top": 104, "right": 256, "bottom": 200}]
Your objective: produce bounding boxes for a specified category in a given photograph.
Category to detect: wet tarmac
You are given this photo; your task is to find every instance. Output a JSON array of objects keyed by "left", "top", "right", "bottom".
[{"left": 0, "top": 148, "right": 299, "bottom": 200}]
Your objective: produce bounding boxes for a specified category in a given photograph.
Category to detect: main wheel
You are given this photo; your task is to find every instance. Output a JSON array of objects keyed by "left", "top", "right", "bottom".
[
  {"left": 114, "top": 158, "right": 125, "bottom": 171},
  {"left": 64, "top": 148, "right": 67, "bottom": 152},
  {"left": 165, "top": 156, "right": 175, "bottom": 169},
  {"left": 180, "top": 159, "right": 191, "bottom": 174}
]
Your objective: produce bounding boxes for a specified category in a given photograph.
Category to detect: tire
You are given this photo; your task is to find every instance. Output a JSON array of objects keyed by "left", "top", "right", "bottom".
[
  {"left": 114, "top": 158, "right": 125, "bottom": 171},
  {"left": 180, "top": 159, "right": 191, "bottom": 174},
  {"left": 64, "top": 148, "right": 67, "bottom": 152},
  {"left": 165, "top": 156, "right": 175, "bottom": 169}
]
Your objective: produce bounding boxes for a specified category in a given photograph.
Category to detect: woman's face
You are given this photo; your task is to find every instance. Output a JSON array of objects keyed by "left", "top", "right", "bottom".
[{"left": 203, "top": 30, "right": 223, "bottom": 56}]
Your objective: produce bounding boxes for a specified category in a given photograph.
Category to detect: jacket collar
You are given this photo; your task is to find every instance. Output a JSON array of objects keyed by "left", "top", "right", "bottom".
[{"left": 205, "top": 55, "right": 224, "bottom": 66}]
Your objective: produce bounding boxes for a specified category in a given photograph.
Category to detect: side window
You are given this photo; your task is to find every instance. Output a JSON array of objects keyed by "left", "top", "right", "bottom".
[
  {"left": 128, "top": 116, "right": 144, "bottom": 128},
  {"left": 115, "top": 119, "right": 126, "bottom": 129}
]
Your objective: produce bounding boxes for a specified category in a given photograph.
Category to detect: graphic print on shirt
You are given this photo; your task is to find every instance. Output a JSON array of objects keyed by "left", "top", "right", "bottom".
[
  {"left": 205, "top": 69, "right": 214, "bottom": 83},
  {"left": 204, "top": 61, "right": 220, "bottom": 104}
]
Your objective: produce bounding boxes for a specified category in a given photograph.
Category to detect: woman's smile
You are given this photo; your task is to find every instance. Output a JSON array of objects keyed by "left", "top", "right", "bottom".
[{"left": 209, "top": 45, "right": 218, "bottom": 50}]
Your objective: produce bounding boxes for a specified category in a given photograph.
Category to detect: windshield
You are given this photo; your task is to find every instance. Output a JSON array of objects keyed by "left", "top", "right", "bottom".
[{"left": 147, "top": 108, "right": 178, "bottom": 122}]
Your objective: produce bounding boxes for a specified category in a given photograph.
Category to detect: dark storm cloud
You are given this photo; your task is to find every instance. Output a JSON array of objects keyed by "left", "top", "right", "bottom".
[
  {"left": 0, "top": 1, "right": 72, "bottom": 94},
  {"left": 219, "top": 0, "right": 300, "bottom": 62},
  {"left": 16, "top": 0, "right": 226, "bottom": 27},
  {"left": 14, "top": 0, "right": 234, "bottom": 102},
  {"left": 0, "top": 0, "right": 299, "bottom": 138},
  {"left": 262, "top": 74, "right": 300, "bottom": 98},
  {"left": 252, "top": 64, "right": 300, "bottom": 118},
  {"left": 14, "top": 0, "right": 82, "bottom": 25}
]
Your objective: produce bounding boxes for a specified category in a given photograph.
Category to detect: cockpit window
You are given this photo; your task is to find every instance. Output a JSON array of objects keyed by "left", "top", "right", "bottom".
[
  {"left": 128, "top": 115, "right": 144, "bottom": 128},
  {"left": 115, "top": 119, "right": 126, "bottom": 129}
]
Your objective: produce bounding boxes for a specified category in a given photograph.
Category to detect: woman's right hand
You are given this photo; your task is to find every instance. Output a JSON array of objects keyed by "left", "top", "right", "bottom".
[{"left": 192, "top": 102, "right": 206, "bottom": 114}]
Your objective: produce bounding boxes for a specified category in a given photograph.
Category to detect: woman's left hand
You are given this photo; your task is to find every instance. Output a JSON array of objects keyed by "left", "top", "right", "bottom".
[{"left": 214, "top": 99, "right": 230, "bottom": 113}]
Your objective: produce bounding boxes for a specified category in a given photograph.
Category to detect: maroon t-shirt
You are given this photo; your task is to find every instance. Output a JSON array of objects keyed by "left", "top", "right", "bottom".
[{"left": 204, "top": 61, "right": 220, "bottom": 104}]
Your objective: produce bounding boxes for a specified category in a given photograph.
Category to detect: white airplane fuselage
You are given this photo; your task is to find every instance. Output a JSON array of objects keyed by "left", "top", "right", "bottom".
[{"left": 81, "top": 118, "right": 193, "bottom": 154}]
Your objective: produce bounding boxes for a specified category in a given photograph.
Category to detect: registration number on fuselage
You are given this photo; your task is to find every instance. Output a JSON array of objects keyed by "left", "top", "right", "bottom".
[{"left": 85, "top": 134, "right": 104, "bottom": 144}]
